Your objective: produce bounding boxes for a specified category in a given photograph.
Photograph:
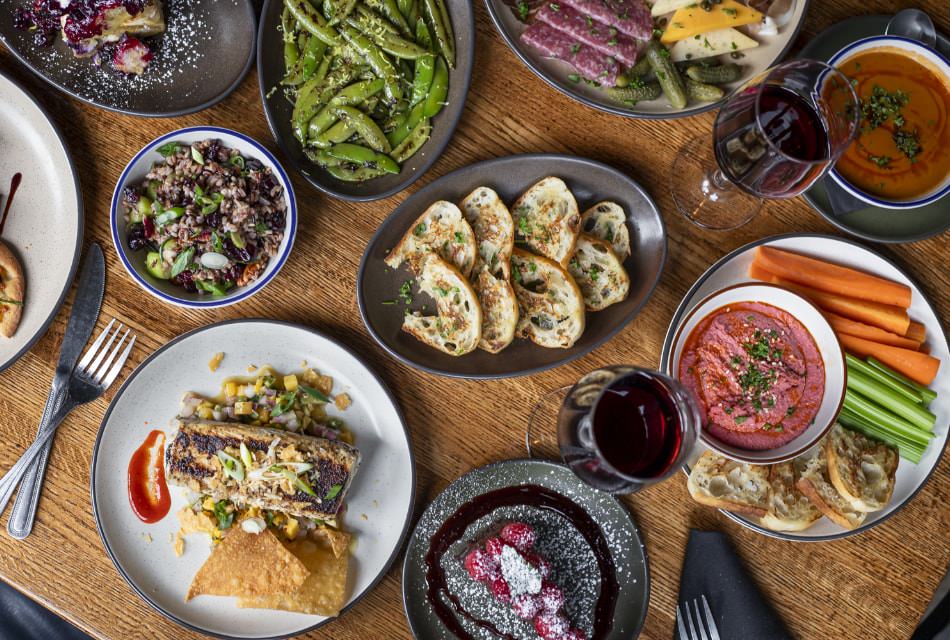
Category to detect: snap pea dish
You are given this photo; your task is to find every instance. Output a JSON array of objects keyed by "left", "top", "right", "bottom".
[{"left": 277, "top": 0, "right": 454, "bottom": 182}]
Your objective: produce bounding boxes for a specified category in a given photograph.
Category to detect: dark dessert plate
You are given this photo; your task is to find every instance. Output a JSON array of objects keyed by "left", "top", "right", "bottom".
[
  {"left": 357, "top": 154, "right": 667, "bottom": 378},
  {"left": 402, "top": 459, "right": 649, "bottom": 640},
  {"left": 256, "top": 0, "right": 474, "bottom": 202},
  {"left": 0, "top": 0, "right": 257, "bottom": 117}
]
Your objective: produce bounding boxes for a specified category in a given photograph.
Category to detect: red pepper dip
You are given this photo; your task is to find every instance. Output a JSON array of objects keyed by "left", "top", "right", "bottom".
[{"left": 678, "top": 301, "right": 825, "bottom": 450}]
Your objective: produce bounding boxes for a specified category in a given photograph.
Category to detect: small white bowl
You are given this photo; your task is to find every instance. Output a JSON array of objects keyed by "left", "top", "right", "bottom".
[
  {"left": 828, "top": 35, "right": 950, "bottom": 210},
  {"left": 110, "top": 126, "right": 297, "bottom": 308},
  {"left": 668, "top": 283, "right": 846, "bottom": 464}
]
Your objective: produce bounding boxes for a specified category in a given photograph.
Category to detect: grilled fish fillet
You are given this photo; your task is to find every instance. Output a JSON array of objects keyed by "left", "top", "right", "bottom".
[{"left": 166, "top": 419, "right": 360, "bottom": 520}]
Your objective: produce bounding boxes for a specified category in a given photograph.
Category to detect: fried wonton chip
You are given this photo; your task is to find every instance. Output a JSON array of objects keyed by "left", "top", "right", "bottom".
[
  {"left": 238, "top": 528, "right": 351, "bottom": 617},
  {"left": 186, "top": 527, "right": 310, "bottom": 601}
]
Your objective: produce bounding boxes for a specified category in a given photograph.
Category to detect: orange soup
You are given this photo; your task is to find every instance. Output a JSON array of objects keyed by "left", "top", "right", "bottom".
[{"left": 835, "top": 47, "right": 950, "bottom": 201}]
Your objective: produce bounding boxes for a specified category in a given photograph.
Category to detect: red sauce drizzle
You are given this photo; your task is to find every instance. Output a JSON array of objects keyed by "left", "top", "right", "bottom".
[{"left": 128, "top": 430, "right": 170, "bottom": 523}]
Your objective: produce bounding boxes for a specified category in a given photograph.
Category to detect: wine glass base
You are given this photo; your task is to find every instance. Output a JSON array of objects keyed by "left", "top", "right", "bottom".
[{"left": 671, "top": 135, "right": 763, "bottom": 231}]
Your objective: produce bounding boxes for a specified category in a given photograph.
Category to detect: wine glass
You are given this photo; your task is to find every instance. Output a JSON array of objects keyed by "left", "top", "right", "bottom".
[
  {"left": 526, "top": 366, "right": 701, "bottom": 494},
  {"left": 671, "top": 59, "right": 860, "bottom": 230}
]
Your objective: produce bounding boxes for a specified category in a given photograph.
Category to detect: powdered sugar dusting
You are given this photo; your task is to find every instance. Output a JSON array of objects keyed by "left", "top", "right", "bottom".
[{"left": 500, "top": 544, "right": 542, "bottom": 597}]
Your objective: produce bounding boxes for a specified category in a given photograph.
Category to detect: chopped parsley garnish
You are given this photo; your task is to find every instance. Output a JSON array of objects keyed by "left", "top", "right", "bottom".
[
  {"left": 413, "top": 223, "right": 426, "bottom": 236},
  {"left": 722, "top": 7, "right": 737, "bottom": 16},
  {"left": 516, "top": 0, "right": 530, "bottom": 21},
  {"left": 399, "top": 279, "right": 413, "bottom": 304},
  {"left": 549, "top": 2, "right": 559, "bottom": 10},
  {"left": 567, "top": 73, "right": 581, "bottom": 83},
  {"left": 590, "top": 265, "right": 601, "bottom": 282},
  {"left": 454, "top": 231, "right": 464, "bottom": 243},
  {"left": 868, "top": 154, "right": 892, "bottom": 169},
  {"left": 570, "top": 43, "right": 581, "bottom": 55},
  {"left": 787, "top": 406, "right": 797, "bottom": 416},
  {"left": 860, "top": 85, "right": 909, "bottom": 131},
  {"left": 894, "top": 129, "right": 922, "bottom": 162},
  {"left": 734, "top": 415, "right": 748, "bottom": 425},
  {"left": 518, "top": 217, "right": 531, "bottom": 236}
]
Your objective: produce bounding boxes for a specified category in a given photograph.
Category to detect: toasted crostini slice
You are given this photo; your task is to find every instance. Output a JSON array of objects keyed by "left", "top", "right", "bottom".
[
  {"left": 568, "top": 234, "right": 630, "bottom": 311},
  {"left": 760, "top": 456, "right": 823, "bottom": 532},
  {"left": 686, "top": 451, "right": 771, "bottom": 519},
  {"left": 580, "top": 201, "right": 631, "bottom": 261},
  {"left": 0, "top": 241, "right": 24, "bottom": 339},
  {"left": 385, "top": 201, "right": 478, "bottom": 278},
  {"left": 510, "top": 177, "right": 580, "bottom": 267},
  {"left": 459, "top": 186, "right": 515, "bottom": 280},
  {"left": 826, "top": 424, "right": 898, "bottom": 513},
  {"left": 402, "top": 255, "right": 482, "bottom": 356},
  {"left": 472, "top": 269, "right": 518, "bottom": 354},
  {"left": 797, "top": 437, "right": 867, "bottom": 530},
  {"left": 510, "top": 248, "right": 584, "bottom": 349}
]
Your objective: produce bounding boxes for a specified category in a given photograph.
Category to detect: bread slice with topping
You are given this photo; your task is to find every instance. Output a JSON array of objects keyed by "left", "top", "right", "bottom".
[
  {"left": 471, "top": 270, "right": 518, "bottom": 354},
  {"left": 797, "top": 437, "right": 867, "bottom": 530},
  {"left": 510, "top": 177, "right": 581, "bottom": 267},
  {"left": 686, "top": 451, "right": 770, "bottom": 519},
  {"left": 385, "top": 201, "right": 478, "bottom": 278},
  {"left": 568, "top": 234, "right": 630, "bottom": 311},
  {"left": 0, "top": 241, "right": 24, "bottom": 339},
  {"left": 510, "top": 248, "right": 585, "bottom": 349},
  {"left": 760, "top": 456, "right": 823, "bottom": 532},
  {"left": 826, "top": 424, "right": 899, "bottom": 513},
  {"left": 459, "top": 186, "right": 514, "bottom": 279},
  {"left": 580, "top": 201, "right": 631, "bottom": 261},
  {"left": 402, "top": 255, "right": 482, "bottom": 356}
]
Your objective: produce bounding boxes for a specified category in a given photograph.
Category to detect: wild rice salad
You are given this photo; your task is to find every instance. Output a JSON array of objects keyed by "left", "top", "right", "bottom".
[{"left": 122, "top": 139, "right": 287, "bottom": 295}]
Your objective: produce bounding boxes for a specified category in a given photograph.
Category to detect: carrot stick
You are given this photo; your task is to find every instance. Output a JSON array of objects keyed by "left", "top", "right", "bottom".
[
  {"left": 753, "top": 246, "right": 912, "bottom": 308},
  {"left": 822, "top": 311, "right": 921, "bottom": 350},
  {"left": 837, "top": 333, "right": 940, "bottom": 386},
  {"left": 747, "top": 264, "right": 910, "bottom": 335},
  {"left": 906, "top": 321, "right": 926, "bottom": 343}
]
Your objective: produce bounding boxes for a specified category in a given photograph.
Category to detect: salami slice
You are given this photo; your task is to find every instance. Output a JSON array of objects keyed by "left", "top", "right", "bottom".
[
  {"left": 558, "top": 0, "right": 653, "bottom": 41},
  {"left": 536, "top": 2, "right": 645, "bottom": 66},
  {"left": 521, "top": 22, "right": 621, "bottom": 86}
]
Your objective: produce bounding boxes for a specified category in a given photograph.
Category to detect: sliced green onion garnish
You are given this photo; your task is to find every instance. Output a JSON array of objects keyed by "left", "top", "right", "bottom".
[
  {"left": 240, "top": 442, "right": 253, "bottom": 468},
  {"left": 299, "top": 385, "right": 330, "bottom": 403},
  {"left": 217, "top": 450, "right": 245, "bottom": 481},
  {"left": 191, "top": 146, "right": 205, "bottom": 165}
]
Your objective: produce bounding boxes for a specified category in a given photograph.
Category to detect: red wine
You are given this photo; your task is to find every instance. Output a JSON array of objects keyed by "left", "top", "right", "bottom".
[
  {"left": 591, "top": 374, "right": 683, "bottom": 478},
  {"left": 714, "top": 85, "right": 830, "bottom": 198}
]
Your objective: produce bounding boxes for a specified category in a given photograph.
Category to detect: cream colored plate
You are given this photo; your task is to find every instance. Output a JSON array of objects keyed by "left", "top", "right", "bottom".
[{"left": 0, "top": 72, "right": 82, "bottom": 373}]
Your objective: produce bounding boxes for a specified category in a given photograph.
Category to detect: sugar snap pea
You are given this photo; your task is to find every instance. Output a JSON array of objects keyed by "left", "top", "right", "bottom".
[
  {"left": 324, "top": 163, "right": 393, "bottom": 181},
  {"left": 286, "top": 0, "right": 341, "bottom": 45},
  {"left": 391, "top": 118, "right": 430, "bottom": 162},
  {"left": 387, "top": 101, "right": 425, "bottom": 146},
  {"left": 685, "top": 63, "right": 741, "bottom": 85},
  {"left": 363, "top": 0, "right": 412, "bottom": 36},
  {"left": 421, "top": 0, "right": 454, "bottom": 67},
  {"left": 645, "top": 40, "right": 686, "bottom": 110},
  {"left": 326, "top": 143, "right": 400, "bottom": 173},
  {"left": 283, "top": 34, "right": 326, "bottom": 85},
  {"left": 608, "top": 81, "right": 662, "bottom": 104},
  {"left": 332, "top": 105, "right": 392, "bottom": 152},
  {"left": 422, "top": 55, "right": 448, "bottom": 117},
  {"left": 397, "top": 0, "right": 414, "bottom": 19},
  {"left": 307, "top": 78, "right": 385, "bottom": 139},
  {"left": 304, "top": 148, "right": 345, "bottom": 167},
  {"left": 326, "top": 0, "right": 357, "bottom": 24},
  {"left": 292, "top": 56, "right": 332, "bottom": 142},
  {"left": 411, "top": 54, "right": 435, "bottom": 105},
  {"left": 339, "top": 25, "right": 402, "bottom": 101},
  {"left": 311, "top": 120, "right": 357, "bottom": 148},
  {"left": 354, "top": 4, "right": 400, "bottom": 35},
  {"left": 346, "top": 16, "right": 430, "bottom": 59},
  {"left": 685, "top": 78, "right": 725, "bottom": 102}
]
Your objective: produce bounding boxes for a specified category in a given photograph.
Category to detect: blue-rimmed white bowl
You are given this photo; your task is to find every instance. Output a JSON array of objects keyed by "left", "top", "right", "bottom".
[{"left": 110, "top": 126, "right": 297, "bottom": 308}]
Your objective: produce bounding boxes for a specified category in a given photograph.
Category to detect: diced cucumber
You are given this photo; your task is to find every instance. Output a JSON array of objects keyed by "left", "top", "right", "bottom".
[{"left": 145, "top": 252, "right": 171, "bottom": 279}]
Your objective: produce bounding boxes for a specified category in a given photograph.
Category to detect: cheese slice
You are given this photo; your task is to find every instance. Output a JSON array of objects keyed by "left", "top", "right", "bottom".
[
  {"left": 660, "top": 0, "right": 763, "bottom": 44},
  {"left": 649, "top": 0, "right": 700, "bottom": 17},
  {"left": 670, "top": 27, "right": 759, "bottom": 61}
]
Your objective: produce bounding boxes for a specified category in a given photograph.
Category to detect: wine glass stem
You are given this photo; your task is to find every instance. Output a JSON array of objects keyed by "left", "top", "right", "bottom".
[{"left": 525, "top": 386, "right": 571, "bottom": 459}]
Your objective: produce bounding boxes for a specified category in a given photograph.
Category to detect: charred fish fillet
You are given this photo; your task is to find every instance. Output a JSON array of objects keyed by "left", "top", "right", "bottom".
[{"left": 165, "top": 419, "right": 360, "bottom": 520}]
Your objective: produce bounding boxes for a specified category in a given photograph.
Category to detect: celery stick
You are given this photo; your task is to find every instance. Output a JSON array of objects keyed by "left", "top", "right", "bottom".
[
  {"left": 846, "top": 353, "right": 923, "bottom": 404},
  {"left": 838, "top": 412, "right": 925, "bottom": 463},
  {"left": 866, "top": 356, "right": 938, "bottom": 404},
  {"left": 846, "top": 368, "right": 936, "bottom": 431},
  {"left": 843, "top": 392, "right": 931, "bottom": 445}
]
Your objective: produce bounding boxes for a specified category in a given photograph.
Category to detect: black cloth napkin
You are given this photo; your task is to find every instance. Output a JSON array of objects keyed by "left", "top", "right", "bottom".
[
  {"left": 0, "top": 579, "right": 91, "bottom": 640},
  {"left": 676, "top": 529, "right": 793, "bottom": 640}
]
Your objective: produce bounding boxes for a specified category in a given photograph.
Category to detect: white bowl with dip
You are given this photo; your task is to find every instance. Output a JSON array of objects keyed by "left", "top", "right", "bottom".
[
  {"left": 668, "top": 283, "right": 846, "bottom": 464},
  {"left": 827, "top": 35, "right": 950, "bottom": 210}
]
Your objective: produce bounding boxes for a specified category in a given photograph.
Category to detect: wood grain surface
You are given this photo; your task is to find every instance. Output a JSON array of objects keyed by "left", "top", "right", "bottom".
[{"left": 0, "top": 1, "right": 948, "bottom": 639}]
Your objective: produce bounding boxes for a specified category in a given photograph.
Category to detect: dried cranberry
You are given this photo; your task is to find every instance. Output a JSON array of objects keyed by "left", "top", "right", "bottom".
[
  {"left": 222, "top": 238, "right": 252, "bottom": 263},
  {"left": 206, "top": 140, "right": 222, "bottom": 163},
  {"left": 142, "top": 215, "right": 155, "bottom": 239},
  {"left": 204, "top": 212, "right": 221, "bottom": 229},
  {"left": 123, "top": 186, "right": 140, "bottom": 205},
  {"left": 174, "top": 270, "right": 198, "bottom": 293},
  {"left": 126, "top": 223, "right": 147, "bottom": 251},
  {"left": 266, "top": 210, "right": 285, "bottom": 229},
  {"left": 245, "top": 158, "right": 263, "bottom": 173}
]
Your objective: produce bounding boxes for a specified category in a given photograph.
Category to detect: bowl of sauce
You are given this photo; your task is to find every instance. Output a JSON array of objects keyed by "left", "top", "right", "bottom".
[
  {"left": 667, "top": 283, "right": 846, "bottom": 464},
  {"left": 827, "top": 36, "right": 950, "bottom": 209}
]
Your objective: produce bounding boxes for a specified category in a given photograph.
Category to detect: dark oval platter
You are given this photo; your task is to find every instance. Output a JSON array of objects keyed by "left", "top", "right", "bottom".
[{"left": 357, "top": 153, "right": 667, "bottom": 378}]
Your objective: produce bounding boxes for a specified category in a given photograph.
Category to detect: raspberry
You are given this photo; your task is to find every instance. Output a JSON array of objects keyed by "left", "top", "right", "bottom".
[
  {"left": 500, "top": 522, "right": 536, "bottom": 551},
  {"left": 463, "top": 549, "right": 496, "bottom": 582},
  {"left": 539, "top": 581, "right": 565, "bottom": 613},
  {"left": 522, "top": 551, "right": 551, "bottom": 579},
  {"left": 488, "top": 577, "right": 511, "bottom": 603},
  {"left": 484, "top": 536, "right": 505, "bottom": 558},
  {"left": 534, "top": 612, "right": 570, "bottom": 639},
  {"left": 511, "top": 593, "right": 541, "bottom": 620},
  {"left": 566, "top": 629, "right": 587, "bottom": 640}
]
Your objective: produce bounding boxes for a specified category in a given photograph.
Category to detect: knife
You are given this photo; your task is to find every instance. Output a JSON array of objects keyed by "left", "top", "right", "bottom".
[{"left": 7, "top": 243, "right": 105, "bottom": 540}]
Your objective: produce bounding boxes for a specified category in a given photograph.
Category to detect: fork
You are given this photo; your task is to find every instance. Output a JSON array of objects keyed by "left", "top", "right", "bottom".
[
  {"left": 0, "top": 320, "right": 135, "bottom": 517},
  {"left": 676, "top": 595, "right": 721, "bottom": 640}
]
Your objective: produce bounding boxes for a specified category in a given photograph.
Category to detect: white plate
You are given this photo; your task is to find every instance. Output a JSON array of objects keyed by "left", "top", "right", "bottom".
[
  {"left": 660, "top": 234, "right": 950, "bottom": 541},
  {"left": 485, "top": 0, "right": 809, "bottom": 119},
  {"left": 0, "top": 71, "right": 82, "bottom": 373},
  {"left": 91, "top": 320, "right": 415, "bottom": 638}
]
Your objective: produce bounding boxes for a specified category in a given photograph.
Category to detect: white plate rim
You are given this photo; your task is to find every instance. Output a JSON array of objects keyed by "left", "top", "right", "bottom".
[
  {"left": 483, "top": 0, "right": 811, "bottom": 120},
  {"left": 89, "top": 318, "right": 417, "bottom": 639},
  {"left": 0, "top": 68, "right": 84, "bottom": 375},
  {"left": 659, "top": 232, "right": 950, "bottom": 542}
]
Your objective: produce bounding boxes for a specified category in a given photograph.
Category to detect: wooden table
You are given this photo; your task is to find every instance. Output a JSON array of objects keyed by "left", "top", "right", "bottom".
[{"left": 0, "top": 1, "right": 947, "bottom": 638}]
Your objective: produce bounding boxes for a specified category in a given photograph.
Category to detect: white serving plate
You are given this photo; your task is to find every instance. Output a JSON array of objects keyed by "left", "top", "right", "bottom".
[
  {"left": 91, "top": 320, "right": 415, "bottom": 638},
  {"left": 0, "top": 71, "right": 82, "bottom": 373},
  {"left": 660, "top": 234, "right": 949, "bottom": 541}
]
